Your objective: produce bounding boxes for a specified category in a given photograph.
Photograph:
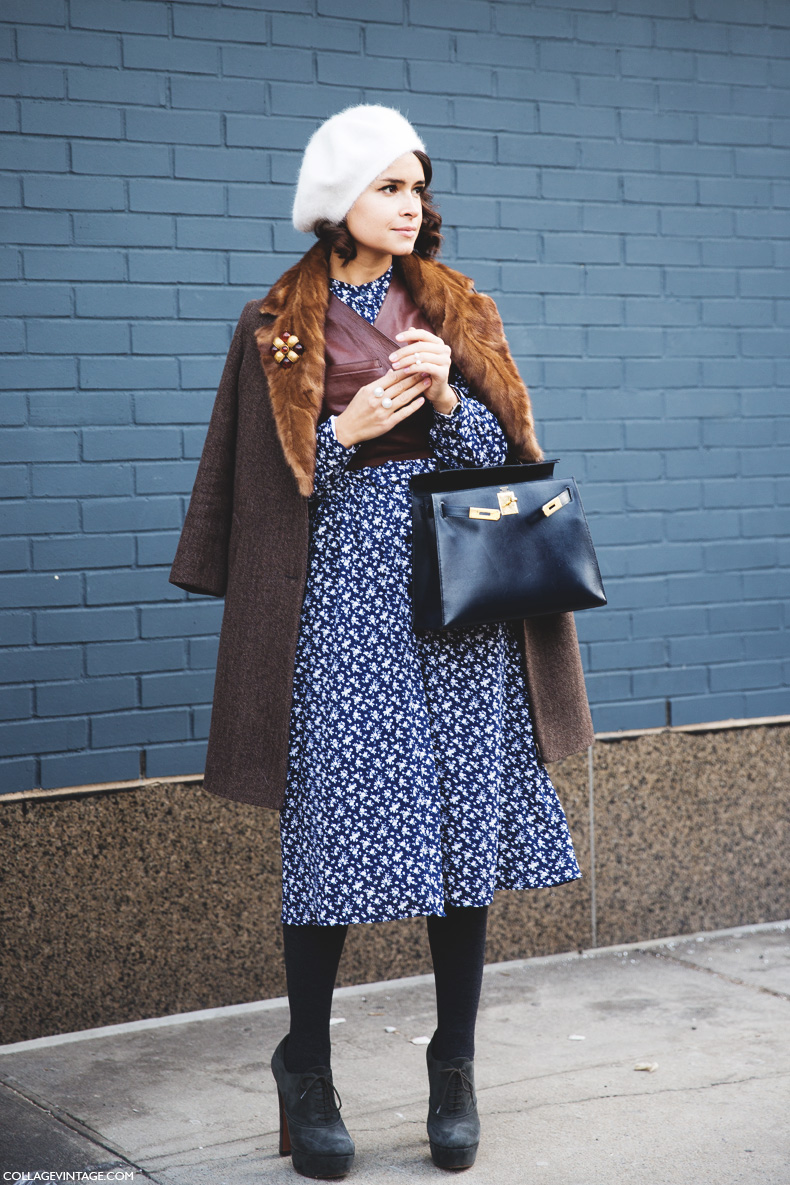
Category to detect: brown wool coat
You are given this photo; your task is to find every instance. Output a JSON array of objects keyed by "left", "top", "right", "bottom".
[{"left": 169, "top": 242, "right": 594, "bottom": 810}]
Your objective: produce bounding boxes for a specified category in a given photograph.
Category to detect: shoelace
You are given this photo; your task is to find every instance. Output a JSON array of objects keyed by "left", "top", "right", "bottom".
[
  {"left": 298, "top": 1072, "right": 343, "bottom": 1122},
  {"left": 435, "top": 1065, "right": 475, "bottom": 1116}
]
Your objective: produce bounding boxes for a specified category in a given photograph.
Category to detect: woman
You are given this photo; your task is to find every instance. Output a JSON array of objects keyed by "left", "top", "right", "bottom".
[{"left": 169, "top": 105, "right": 593, "bottom": 1179}]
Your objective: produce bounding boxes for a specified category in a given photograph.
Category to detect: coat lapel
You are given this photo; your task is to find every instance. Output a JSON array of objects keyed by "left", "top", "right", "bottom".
[
  {"left": 398, "top": 253, "right": 543, "bottom": 466},
  {"left": 255, "top": 242, "right": 331, "bottom": 497},
  {"left": 256, "top": 243, "right": 542, "bottom": 497}
]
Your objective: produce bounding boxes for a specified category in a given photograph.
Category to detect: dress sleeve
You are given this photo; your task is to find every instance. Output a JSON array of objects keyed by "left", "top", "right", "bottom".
[
  {"left": 310, "top": 417, "right": 362, "bottom": 501},
  {"left": 429, "top": 365, "right": 508, "bottom": 470}
]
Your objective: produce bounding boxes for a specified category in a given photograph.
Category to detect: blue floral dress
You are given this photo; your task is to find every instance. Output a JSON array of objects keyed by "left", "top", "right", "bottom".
[{"left": 278, "top": 267, "right": 582, "bottom": 926}]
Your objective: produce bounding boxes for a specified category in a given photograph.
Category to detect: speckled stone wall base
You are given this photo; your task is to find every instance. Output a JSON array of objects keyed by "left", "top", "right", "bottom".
[
  {"left": 2, "top": 725, "right": 788, "bottom": 1044},
  {"left": 590, "top": 726, "right": 790, "bottom": 947}
]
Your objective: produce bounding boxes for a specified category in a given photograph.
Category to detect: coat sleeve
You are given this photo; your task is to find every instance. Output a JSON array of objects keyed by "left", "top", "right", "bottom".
[{"left": 168, "top": 307, "right": 247, "bottom": 598}]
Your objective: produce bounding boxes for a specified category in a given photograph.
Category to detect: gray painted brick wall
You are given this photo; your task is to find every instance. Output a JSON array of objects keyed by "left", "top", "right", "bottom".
[{"left": 1, "top": 0, "right": 789, "bottom": 792}]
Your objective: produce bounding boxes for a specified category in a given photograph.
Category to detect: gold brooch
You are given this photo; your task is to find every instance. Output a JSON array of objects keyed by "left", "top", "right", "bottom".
[{"left": 270, "top": 331, "right": 304, "bottom": 367}]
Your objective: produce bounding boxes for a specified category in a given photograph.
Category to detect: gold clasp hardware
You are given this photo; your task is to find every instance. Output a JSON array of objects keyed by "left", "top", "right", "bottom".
[
  {"left": 542, "top": 489, "right": 571, "bottom": 517},
  {"left": 469, "top": 506, "right": 501, "bottom": 520},
  {"left": 497, "top": 487, "right": 519, "bottom": 515}
]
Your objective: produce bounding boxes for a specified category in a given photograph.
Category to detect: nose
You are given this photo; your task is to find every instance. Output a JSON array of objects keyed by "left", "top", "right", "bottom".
[{"left": 400, "top": 192, "right": 421, "bottom": 219}]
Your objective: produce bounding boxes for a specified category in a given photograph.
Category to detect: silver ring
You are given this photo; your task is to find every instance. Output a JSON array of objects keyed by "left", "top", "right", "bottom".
[
  {"left": 373, "top": 386, "right": 384, "bottom": 397},
  {"left": 381, "top": 397, "right": 393, "bottom": 409}
]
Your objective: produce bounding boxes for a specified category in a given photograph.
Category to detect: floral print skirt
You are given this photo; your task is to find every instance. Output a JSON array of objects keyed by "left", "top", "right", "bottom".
[{"left": 279, "top": 458, "right": 582, "bottom": 926}]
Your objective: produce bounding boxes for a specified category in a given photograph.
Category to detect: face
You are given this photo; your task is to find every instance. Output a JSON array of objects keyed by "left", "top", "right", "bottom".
[{"left": 344, "top": 152, "right": 425, "bottom": 257}]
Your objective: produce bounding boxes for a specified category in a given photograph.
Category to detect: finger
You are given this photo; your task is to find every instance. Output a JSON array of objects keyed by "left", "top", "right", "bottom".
[
  {"left": 366, "top": 370, "right": 405, "bottom": 401},
  {"left": 396, "top": 363, "right": 449, "bottom": 389},
  {"left": 367, "top": 378, "right": 425, "bottom": 416},
  {"left": 393, "top": 328, "right": 442, "bottom": 345},
  {"left": 395, "top": 367, "right": 433, "bottom": 388},
  {"left": 389, "top": 330, "right": 443, "bottom": 359},
  {"left": 396, "top": 354, "right": 448, "bottom": 375},
  {"left": 390, "top": 345, "right": 450, "bottom": 370},
  {"left": 387, "top": 395, "right": 426, "bottom": 424},
  {"left": 399, "top": 338, "right": 446, "bottom": 351},
  {"left": 371, "top": 367, "right": 423, "bottom": 391},
  {"left": 389, "top": 341, "right": 446, "bottom": 363},
  {"left": 386, "top": 375, "right": 431, "bottom": 409},
  {"left": 384, "top": 370, "right": 431, "bottom": 398}
]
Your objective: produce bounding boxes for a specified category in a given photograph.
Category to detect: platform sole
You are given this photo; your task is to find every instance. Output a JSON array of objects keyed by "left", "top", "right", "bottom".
[
  {"left": 289, "top": 1148, "right": 355, "bottom": 1179},
  {"left": 428, "top": 1139, "right": 479, "bottom": 1170}
]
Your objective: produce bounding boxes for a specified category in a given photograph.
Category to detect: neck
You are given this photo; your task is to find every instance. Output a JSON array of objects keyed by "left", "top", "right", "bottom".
[{"left": 329, "top": 246, "right": 393, "bottom": 287}]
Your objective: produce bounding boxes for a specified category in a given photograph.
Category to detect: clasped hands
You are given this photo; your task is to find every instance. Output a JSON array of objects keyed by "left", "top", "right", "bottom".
[{"left": 333, "top": 328, "right": 458, "bottom": 449}]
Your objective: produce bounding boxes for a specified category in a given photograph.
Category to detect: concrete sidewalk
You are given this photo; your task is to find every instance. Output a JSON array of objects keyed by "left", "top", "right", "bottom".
[{"left": 1, "top": 921, "right": 788, "bottom": 1185}]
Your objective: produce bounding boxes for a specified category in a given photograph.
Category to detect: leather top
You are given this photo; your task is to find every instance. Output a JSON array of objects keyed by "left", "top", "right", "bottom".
[{"left": 322, "top": 266, "right": 436, "bottom": 470}]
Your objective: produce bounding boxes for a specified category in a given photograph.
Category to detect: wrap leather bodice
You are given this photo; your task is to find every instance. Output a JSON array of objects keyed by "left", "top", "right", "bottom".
[{"left": 322, "top": 266, "right": 437, "bottom": 469}]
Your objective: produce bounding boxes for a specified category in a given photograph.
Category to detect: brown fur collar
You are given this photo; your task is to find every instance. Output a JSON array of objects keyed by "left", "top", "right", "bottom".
[{"left": 256, "top": 241, "right": 542, "bottom": 496}]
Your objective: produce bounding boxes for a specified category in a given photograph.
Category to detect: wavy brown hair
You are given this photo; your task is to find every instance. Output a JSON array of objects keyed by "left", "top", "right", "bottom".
[{"left": 314, "top": 150, "right": 443, "bottom": 265}]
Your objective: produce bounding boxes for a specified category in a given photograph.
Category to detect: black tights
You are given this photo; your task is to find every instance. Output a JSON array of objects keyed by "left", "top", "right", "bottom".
[{"left": 282, "top": 904, "right": 489, "bottom": 1073}]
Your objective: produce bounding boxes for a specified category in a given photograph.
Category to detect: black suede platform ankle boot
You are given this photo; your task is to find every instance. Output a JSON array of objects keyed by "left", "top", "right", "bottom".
[
  {"left": 425, "top": 1036, "right": 480, "bottom": 1170},
  {"left": 271, "top": 1034, "right": 355, "bottom": 1179}
]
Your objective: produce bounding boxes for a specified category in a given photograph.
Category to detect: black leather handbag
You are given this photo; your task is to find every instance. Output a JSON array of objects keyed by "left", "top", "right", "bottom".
[{"left": 409, "top": 460, "right": 607, "bottom": 632}]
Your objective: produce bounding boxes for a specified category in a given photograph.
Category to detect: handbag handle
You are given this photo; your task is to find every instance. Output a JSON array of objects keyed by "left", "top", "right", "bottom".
[{"left": 410, "top": 459, "right": 559, "bottom": 497}]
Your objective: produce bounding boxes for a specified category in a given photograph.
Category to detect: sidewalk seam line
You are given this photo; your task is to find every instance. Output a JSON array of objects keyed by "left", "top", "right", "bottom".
[
  {"left": 0, "top": 1077, "right": 159, "bottom": 1181},
  {"left": 648, "top": 949, "right": 790, "bottom": 1002}
]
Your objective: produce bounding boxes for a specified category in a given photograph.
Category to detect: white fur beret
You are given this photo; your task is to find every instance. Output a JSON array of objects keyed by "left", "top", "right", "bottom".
[{"left": 291, "top": 104, "right": 426, "bottom": 234}]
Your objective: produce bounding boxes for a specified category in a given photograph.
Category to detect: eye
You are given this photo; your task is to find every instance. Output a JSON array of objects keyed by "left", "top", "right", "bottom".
[{"left": 380, "top": 184, "right": 397, "bottom": 193}]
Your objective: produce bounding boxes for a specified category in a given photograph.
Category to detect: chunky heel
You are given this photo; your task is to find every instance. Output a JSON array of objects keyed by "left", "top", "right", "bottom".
[
  {"left": 271, "top": 1034, "right": 355, "bottom": 1179},
  {"left": 278, "top": 1087, "right": 292, "bottom": 1156}
]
